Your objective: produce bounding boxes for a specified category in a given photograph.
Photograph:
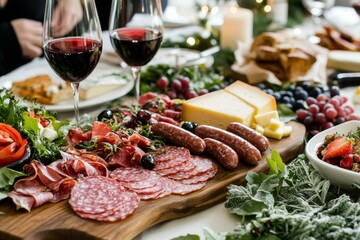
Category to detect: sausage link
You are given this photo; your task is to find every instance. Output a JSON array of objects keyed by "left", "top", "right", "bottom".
[
  {"left": 151, "top": 122, "right": 206, "bottom": 154},
  {"left": 227, "top": 122, "right": 269, "bottom": 153},
  {"left": 204, "top": 138, "right": 238, "bottom": 170},
  {"left": 195, "top": 125, "right": 261, "bottom": 165}
]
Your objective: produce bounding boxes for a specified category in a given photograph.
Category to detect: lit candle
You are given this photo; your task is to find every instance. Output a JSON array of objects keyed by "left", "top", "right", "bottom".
[{"left": 220, "top": 3, "right": 253, "bottom": 50}]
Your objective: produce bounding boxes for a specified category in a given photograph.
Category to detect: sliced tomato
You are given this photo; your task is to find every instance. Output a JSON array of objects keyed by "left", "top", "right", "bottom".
[
  {"left": 91, "top": 121, "right": 112, "bottom": 138},
  {"left": 0, "top": 130, "right": 14, "bottom": 144},
  {"left": 0, "top": 123, "right": 28, "bottom": 167},
  {"left": 0, "top": 123, "right": 23, "bottom": 143}
]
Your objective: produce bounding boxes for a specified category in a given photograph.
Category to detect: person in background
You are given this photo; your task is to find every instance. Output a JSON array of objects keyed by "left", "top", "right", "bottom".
[
  {"left": 0, "top": 0, "right": 167, "bottom": 76},
  {"left": 0, "top": 0, "right": 82, "bottom": 76}
]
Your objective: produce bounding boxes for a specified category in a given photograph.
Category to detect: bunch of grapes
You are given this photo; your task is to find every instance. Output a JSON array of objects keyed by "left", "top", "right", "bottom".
[
  {"left": 296, "top": 93, "right": 360, "bottom": 135},
  {"left": 156, "top": 75, "right": 212, "bottom": 100},
  {"left": 258, "top": 81, "right": 327, "bottom": 112}
]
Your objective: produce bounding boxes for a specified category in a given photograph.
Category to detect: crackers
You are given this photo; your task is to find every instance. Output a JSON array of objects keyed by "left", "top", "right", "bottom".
[{"left": 11, "top": 75, "right": 72, "bottom": 105}]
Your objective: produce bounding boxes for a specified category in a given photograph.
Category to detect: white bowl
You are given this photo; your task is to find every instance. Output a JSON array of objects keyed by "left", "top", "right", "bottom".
[{"left": 305, "top": 120, "right": 360, "bottom": 189}]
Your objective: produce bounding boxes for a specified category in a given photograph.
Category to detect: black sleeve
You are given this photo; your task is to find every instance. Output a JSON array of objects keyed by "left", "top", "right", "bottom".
[{"left": 0, "top": 22, "right": 25, "bottom": 76}]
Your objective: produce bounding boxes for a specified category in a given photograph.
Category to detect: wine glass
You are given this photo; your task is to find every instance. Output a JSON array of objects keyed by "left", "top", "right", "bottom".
[
  {"left": 43, "top": 0, "right": 103, "bottom": 126},
  {"left": 109, "top": 0, "right": 164, "bottom": 102}
]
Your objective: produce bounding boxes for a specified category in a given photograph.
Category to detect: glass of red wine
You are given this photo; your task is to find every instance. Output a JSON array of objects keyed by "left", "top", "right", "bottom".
[
  {"left": 109, "top": 0, "right": 164, "bottom": 102},
  {"left": 43, "top": 0, "right": 103, "bottom": 126}
]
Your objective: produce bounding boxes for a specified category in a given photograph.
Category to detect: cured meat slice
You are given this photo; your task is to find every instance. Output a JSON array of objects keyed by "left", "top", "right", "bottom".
[
  {"left": 152, "top": 147, "right": 190, "bottom": 171},
  {"left": 177, "top": 166, "right": 217, "bottom": 185},
  {"left": 171, "top": 180, "right": 207, "bottom": 195},
  {"left": 110, "top": 167, "right": 155, "bottom": 182},
  {"left": 137, "top": 177, "right": 173, "bottom": 200},
  {"left": 150, "top": 146, "right": 189, "bottom": 163},
  {"left": 69, "top": 176, "right": 125, "bottom": 215},
  {"left": 155, "top": 158, "right": 196, "bottom": 176},
  {"left": 166, "top": 156, "right": 216, "bottom": 180},
  {"left": 121, "top": 176, "right": 158, "bottom": 190},
  {"left": 75, "top": 191, "right": 140, "bottom": 222}
]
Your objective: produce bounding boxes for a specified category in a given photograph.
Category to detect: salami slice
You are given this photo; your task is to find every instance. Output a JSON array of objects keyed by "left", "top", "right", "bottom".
[
  {"left": 149, "top": 146, "right": 181, "bottom": 162},
  {"left": 121, "top": 175, "right": 158, "bottom": 190},
  {"left": 69, "top": 176, "right": 125, "bottom": 214},
  {"left": 155, "top": 158, "right": 196, "bottom": 176},
  {"left": 166, "top": 156, "right": 216, "bottom": 180},
  {"left": 110, "top": 167, "right": 155, "bottom": 182},
  {"left": 75, "top": 191, "right": 140, "bottom": 222},
  {"left": 177, "top": 166, "right": 217, "bottom": 185},
  {"left": 152, "top": 147, "right": 191, "bottom": 171},
  {"left": 171, "top": 180, "right": 207, "bottom": 195},
  {"left": 137, "top": 177, "right": 173, "bottom": 200}
]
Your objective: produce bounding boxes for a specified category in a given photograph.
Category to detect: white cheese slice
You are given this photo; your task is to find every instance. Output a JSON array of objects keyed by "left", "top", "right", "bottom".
[{"left": 79, "top": 73, "right": 129, "bottom": 100}]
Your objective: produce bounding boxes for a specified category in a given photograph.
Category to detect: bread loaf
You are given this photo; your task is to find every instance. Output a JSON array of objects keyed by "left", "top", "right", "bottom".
[{"left": 251, "top": 32, "right": 317, "bottom": 82}]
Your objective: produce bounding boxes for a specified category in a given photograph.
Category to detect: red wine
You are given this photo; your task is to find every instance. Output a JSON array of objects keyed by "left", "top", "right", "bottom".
[
  {"left": 44, "top": 37, "right": 102, "bottom": 83},
  {"left": 110, "top": 28, "right": 162, "bottom": 67}
]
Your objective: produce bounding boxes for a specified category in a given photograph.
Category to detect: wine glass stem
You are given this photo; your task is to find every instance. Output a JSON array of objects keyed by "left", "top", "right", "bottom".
[
  {"left": 131, "top": 67, "right": 141, "bottom": 103},
  {"left": 71, "top": 82, "right": 80, "bottom": 127}
]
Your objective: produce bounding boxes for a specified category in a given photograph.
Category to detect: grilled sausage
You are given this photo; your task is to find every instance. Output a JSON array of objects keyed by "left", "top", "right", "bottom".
[
  {"left": 151, "top": 121, "right": 206, "bottom": 154},
  {"left": 204, "top": 138, "right": 238, "bottom": 170},
  {"left": 227, "top": 122, "right": 269, "bottom": 152},
  {"left": 195, "top": 125, "right": 261, "bottom": 165}
]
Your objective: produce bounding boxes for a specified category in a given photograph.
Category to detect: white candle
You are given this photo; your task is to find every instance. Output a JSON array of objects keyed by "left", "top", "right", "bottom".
[
  {"left": 220, "top": 4, "right": 253, "bottom": 50},
  {"left": 271, "top": 0, "right": 288, "bottom": 26}
]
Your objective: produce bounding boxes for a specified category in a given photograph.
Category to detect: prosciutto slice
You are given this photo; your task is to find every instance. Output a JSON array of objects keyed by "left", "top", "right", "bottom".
[{"left": 8, "top": 160, "right": 76, "bottom": 211}]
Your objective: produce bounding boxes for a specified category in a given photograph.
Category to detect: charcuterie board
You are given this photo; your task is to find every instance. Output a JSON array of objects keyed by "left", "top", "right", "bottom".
[{"left": 0, "top": 121, "right": 305, "bottom": 240}]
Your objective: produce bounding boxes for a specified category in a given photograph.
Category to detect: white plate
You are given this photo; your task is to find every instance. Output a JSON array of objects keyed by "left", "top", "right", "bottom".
[{"left": 1, "top": 65, "right": 134, "bottom": 112}]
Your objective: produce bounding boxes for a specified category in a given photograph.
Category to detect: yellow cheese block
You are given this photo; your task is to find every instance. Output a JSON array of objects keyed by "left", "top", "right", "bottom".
[
  {"left": 264, "top": 126, "right": 284, "bottom": 140},
  {"left": 225, "top": 81, "right": 277, "bottom": 115},
  {"left": 254, "top": 110, "right": 279, "bottom": 127},
  {"left": 282, "top": 125, "right": 292, "bottom": 137},
  {"left": 182, "top": 90, "right": 255, "bottom": 129}
]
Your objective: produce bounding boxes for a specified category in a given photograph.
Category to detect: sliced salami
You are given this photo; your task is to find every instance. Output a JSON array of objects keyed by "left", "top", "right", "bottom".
[
  {"left": 121, "top": 175, "right": 159, "bottom": 190},
  {"left": 166, "top": 156, "right": 216, "bottom": 180},
  {"left": 177, "top": 166, "right": 217, "bottom": 185},
  {"left": 171, "top": 180, "right": 207, "bottom": 195},
  {"left": 155, "top": 158, "right": 196, "bottom": 176},
  {"left": 151, "top": 147, "right": 191, "bottom": 171},
  {"left": 75, "top": 191, "right": 140, "bottom": 222},
  {"left": 69, "top": 176, "right": 125, "bottom": 215},
  {"left": 149, "top": 146, "right": 181, "bottom": 162},
  {"left": 109, "top": 167, "right": 155, "bottom": 182},
  {"left": 137, "top": 177, "right": 173, "bottom": 200}
]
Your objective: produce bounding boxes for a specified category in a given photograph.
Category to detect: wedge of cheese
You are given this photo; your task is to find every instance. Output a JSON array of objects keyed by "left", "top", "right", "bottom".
[
  {"left": 182, "top": 90, "right": 255, "bottom": 129},
  {"left": 79, "top": 73, "right": 129, "bottom": 100},
  {"left": 224, "top": 81, "right": 277, "bottom": 115}
]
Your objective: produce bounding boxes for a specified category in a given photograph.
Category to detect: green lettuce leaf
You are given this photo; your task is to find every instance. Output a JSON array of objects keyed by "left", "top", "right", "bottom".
[{"left": 0, "top": 167, "right": 26, "bottom": 200}]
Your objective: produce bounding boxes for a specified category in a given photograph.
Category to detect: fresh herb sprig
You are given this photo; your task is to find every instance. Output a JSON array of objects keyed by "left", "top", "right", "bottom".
[{"left": 203, "top": 152, "right": 360, "bottom": 240}]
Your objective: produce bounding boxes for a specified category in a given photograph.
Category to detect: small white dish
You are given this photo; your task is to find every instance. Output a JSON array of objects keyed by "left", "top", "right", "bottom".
[{"left": 305, "top": 120, "right": 360, "bottom": 189}]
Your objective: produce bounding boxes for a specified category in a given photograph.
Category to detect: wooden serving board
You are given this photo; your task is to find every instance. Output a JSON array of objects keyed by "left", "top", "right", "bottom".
[{"left": 0, "top": 121, "right": 305, "bottom": 240}]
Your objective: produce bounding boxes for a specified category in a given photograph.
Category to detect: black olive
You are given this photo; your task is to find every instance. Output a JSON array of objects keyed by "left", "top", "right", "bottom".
[
  {"left": 141, "top": 154, "right": 155, "bottom": 170},
  {"left": 137, "top": 109, "right": 152, "bottom": 123},
  {"left": 97, "top": 109, "right": 113, "bottom": 121},
  {"left": 123, "top": 115, "right": 139, "bottom": 129},
  {"left": 181, "top": 121, "right": 198, "bottom": 133}
]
